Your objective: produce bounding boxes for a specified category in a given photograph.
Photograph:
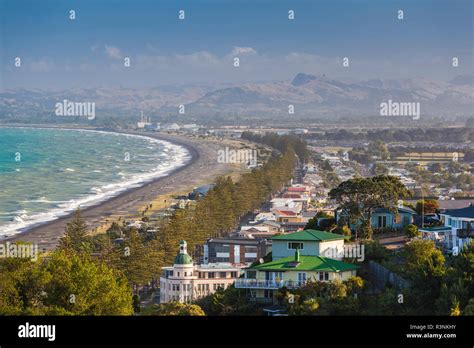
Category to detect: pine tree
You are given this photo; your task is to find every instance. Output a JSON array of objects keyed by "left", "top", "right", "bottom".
[{"left": 58, "top": 208, "right": 91, "bottom": 254}]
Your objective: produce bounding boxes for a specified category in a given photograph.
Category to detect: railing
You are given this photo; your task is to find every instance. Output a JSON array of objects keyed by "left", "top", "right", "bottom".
[
  {"left": 234, "top": 279, "right": 305, "bottom": 289},
  {"left": 456, "top": 228, "right": 474, "bottom": 239}
]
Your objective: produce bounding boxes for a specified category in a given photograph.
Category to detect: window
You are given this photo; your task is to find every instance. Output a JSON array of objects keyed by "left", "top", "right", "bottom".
[
  {"left": 245, "top": 246, "right": 258, "bottom": 253},
  {"left": 215, "top": 244, "right": 230, "bottom": 253},
  {"left": 208, "top": 272, "right": 215, "bottom": 279},
  {"left": 213, "top": 284, "right": 217, "bottom": 290},
  {"left": 231, "top": 271, "right": 238, "bottom": 278},
  {"left": 378, "top": 216, "right": 387, "bottom": 228},
  {"left": 219, "top": 272, "right": 227, "bottom": 278},
  {"left": 246, "top": 271, "right": 257, "bottom": 279},
  {"left": 288, "top": 242, "right": 303, "bottom": 250},
  {"left": 176, "top": 284, "right": 180, "bottom": 291},
  {"left": 298, "top": 272, "right": 307, "bottom": 284},
  {"left": 318, "top": 272, "right": 329, "bottom": 281}
]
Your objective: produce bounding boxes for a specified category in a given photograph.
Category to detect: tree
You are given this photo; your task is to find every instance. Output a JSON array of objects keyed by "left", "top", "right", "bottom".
[
  {"left": 404, "top": 224, "right": 420, "bottom": 239},
  {"left": 463, "top": 299, "right": 474, "bottom": 315},
  {"left": 368, "top": 140, "right": 390, "bottom": 160},
  {"left": 196, "top": 285, "right": 254, "bottom": 316},
  {"left": 344, "top": 276, "right": 364, "bottom": 296},
  {"left": 58, "top": 208, "right": 91, "bottom": 255},
  {"left": 372, "top": 163, "right": 389, "bottom": 176},
  {"left": 404, "top": 240, "right": 446, "bottom": 277},
  {"left": 113, "top": 229, "right": 164, "bottom": 292},
  {"left": 305, "top": 211, "right": 333, "bottom": 230},
  {"left": 330, "top": 175, "right": 410, "bottom": 240},
  {"left": 153, "top": 302, "right": 205, "bottom": 316},
  {"left": 363, "top": 240, "right": 391, "bottom": 262},
  {"left": 403, "top": 240, "right": 446, "bottom": 314},
  {"left": 416, "top": 199, "right": 439, "bottom": 215},
  {"left": 299, "top": 298, "right": 320, "bottom": 315},
  {"left": 335, "top": 224, "right": 352, "bottom": 237},
  {"left": 0, "top": 251, "right": 133, "bottom": 315}
]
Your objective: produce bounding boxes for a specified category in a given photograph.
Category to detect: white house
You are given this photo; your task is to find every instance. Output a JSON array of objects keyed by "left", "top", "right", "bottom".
[
  {"left": 439, "top": 205, "right": 474, "bottom": 253},
  {"left": 159, "top": 241, "right": 242, "bottom": 303}
]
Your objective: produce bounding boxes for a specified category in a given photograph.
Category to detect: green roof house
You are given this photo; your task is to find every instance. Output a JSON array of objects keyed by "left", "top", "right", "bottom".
[
  {"left": 235, "top": 229, "right": 359, "bottom": 302},
  {"left": 270, "top": 229, "right": 349, "bottom": 260}
]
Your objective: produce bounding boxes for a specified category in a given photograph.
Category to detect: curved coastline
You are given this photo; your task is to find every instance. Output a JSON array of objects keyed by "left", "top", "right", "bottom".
[{"left": 1, "top": 126, "right": 200, "bottom": 247}]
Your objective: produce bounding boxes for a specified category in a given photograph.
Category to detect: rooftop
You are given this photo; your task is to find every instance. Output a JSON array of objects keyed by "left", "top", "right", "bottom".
[
  {"left": 248, "top": 255, "right": 359, "bottom": 272},
  {"left": 271, "top": 229, "right": 348, "bottom": 242},
  {"left": 197, "top": 263, "right": 242, "bottom": 271},
  {"left": 443, "top": 205, "right": 474, "bottom": 219}
]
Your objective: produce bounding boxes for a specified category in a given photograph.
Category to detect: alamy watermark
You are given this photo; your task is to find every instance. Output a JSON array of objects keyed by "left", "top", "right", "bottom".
[
  {"left": 322, "top": 244, "right": 365, "bottom": 262},
  {"left": 217, "top": 147, "right": 258, "bottom": 167},
  {"left": 380, "top": 99, "right": 420, "bottom": 120},
  {"left": 55, "top": 99, "right": 95, "bottom": 120},
  {"left": 0, "top": 242, "right": 39, "bottom": 261}
]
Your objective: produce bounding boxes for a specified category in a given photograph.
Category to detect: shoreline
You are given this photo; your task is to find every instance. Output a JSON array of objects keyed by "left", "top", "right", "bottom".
[{"left": 2, "top": 127, "right": 240, "bottom": 250}]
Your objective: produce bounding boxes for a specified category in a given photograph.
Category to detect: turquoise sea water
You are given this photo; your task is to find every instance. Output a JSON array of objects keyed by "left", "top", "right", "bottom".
[{"left": 0, "top": 127, "right": 190, "bottom": 238}]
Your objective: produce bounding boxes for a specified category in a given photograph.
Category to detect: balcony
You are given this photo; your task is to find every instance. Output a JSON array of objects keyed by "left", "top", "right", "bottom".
[
  {"left": 456, "top": 228, "right": 474, "bottom": 239},
  {"left": 234, "top": 279, "right": 305, "bottom": 289}
]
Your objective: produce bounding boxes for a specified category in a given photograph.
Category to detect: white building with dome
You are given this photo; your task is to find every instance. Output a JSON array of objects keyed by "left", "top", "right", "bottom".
[{"left": 159, "top": 240, "right": 243, "bottom": 303}]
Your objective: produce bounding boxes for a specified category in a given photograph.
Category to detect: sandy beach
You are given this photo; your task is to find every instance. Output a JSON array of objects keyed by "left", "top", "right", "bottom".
[{"left": 5, "top": 130, "right": 248, "bottom": 251}]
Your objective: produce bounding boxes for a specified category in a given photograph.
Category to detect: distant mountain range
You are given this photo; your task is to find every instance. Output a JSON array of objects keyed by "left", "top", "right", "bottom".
[{"left": 1, "top": 73, "right": 472, "bottom": 122}]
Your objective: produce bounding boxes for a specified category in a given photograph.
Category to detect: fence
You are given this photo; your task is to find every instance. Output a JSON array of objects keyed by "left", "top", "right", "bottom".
[{"left": 368, "top": 261, "right": 410, "bottom": 291}]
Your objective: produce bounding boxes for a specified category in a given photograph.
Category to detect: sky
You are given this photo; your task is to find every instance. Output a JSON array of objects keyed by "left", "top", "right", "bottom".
[{"left": 0, "top": 0, "right": 472, "bottom": 89}]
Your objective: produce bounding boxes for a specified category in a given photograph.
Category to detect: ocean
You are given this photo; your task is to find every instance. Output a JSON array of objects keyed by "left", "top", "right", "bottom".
[{"left": 0, "top": 127, "right": 190, "bottom": 238}]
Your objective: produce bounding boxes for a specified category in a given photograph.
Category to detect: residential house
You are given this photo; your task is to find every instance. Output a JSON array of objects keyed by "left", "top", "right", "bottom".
[
  {"left": 238, "top": 225, "right": 279, "bottom": 238},
  {"left": 235, "top": 230, "right": 359, "bottom": 303},
  {"left": 439, "top": 205, "right": 474, "bottom": 252},
  {"left": 248, "top": 219, "right": 282, "bottom": 233},
  {"left": 188, "top": 184, "right": 215, "bottom": 200},
  {"left": 336, "top": 205, "right": 416, "bottom": 231},
  {"left": 273, "top": 209, "right": 303, "bottom": 223}
]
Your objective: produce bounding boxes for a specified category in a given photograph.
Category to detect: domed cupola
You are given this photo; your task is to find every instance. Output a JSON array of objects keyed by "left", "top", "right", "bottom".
[{"left": 174, "top": 240, "right": 193, "bottom": 265}]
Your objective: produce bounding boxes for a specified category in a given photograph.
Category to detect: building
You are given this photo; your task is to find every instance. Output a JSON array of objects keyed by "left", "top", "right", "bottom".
[
  {"left": 238, "top": 225, "right": 279, "bottom": 238},
  {"left": 203, "top": 236, "right": 270, "bottom": 265},
  {"left": 235, "top": 230, "right": 359, "bottom": 303},
  {"left": 137, "top": 111, "right": 152, "bottom": 129},
  {"left": 419, "top": 225, "right": 450, "bottom": 243},
  {"left": 439, "top": 205, "right": 474, "bottom": 253},
  {"left": 248, "top": 219, "right": 281, "bottom": 234},
  {"left": 159, "top": 241, "right": 242, "bottom": 303},
  {"left": 336, "top": 205, "right": 416, "bottom": 231},
  {"left": 273, "top": 209, "right": 303, "bottom": 223},
  {"left": 188, "top": 184, "right": 215, "bottom": 200}
]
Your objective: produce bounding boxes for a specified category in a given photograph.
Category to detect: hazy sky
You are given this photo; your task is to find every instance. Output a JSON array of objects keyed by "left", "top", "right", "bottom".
[{"left": 1, "top": 0, "right": 472, "bottom": 89}]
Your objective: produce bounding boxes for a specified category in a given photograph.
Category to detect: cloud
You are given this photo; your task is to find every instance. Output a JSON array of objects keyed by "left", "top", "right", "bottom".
[
  {"left": 29, "top": 59, "right": 54, "bottom": 72},
  {"left": 105, "top": 45, "right": 123, "bottom": 60}
]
